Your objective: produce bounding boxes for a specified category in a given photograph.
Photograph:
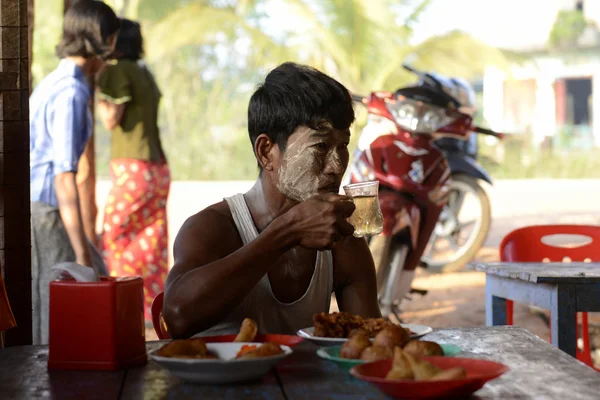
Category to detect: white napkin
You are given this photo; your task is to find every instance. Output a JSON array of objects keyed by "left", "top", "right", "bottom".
[{"left": 50, "top": 262, "right": 100, "bottom": 282}]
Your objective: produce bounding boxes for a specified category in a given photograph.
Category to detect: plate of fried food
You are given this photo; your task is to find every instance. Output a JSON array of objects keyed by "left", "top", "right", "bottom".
[
  {"left": 317, "top": 325, "right": 461, "bottom": 371},
  {"left": 297, "top": 312, "right": 433, "bottom": 346},
  {"left": 200, "top": 318, "right": 304, "bottom": 347},
  {"left": 350, "top": 346, "right": 508, "bottom": 399},
  {"left": 151, "top": 318, "right": 293, "bottom": 384}
]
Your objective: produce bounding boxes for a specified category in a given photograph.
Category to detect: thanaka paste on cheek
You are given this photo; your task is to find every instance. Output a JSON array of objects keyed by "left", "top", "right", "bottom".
[
  {"left": 326, "top": 147, "right": 344, "bottom": 175},
  {"left": 277, "top": 127, "right": 322, "bottom": 202}
]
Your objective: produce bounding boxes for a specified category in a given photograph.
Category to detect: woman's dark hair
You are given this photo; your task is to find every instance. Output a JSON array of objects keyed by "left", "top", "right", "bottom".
[
  {"left": 56, "top": 0, "right": 120, "bottom": 59},
  {"left": 248, "top": 62, "right": 355, "bottom": 162},
  {"left": 113, "top": 19, "right": 144, "bottom": 61}
]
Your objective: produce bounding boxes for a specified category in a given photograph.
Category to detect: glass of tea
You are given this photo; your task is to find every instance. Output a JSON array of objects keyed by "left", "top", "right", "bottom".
[{"left": 343, "top": 181, "right": 384, "bottom": 238}]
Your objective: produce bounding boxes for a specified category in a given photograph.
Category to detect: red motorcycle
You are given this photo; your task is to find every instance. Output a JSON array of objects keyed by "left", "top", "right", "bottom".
[{"left": 345, "top": 65, "right": 504, "bottom": 320}]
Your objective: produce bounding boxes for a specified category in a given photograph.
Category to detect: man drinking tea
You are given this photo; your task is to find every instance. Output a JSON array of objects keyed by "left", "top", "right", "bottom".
[{"left": 164, "top": 62, "right": 382, "bottom": 338}]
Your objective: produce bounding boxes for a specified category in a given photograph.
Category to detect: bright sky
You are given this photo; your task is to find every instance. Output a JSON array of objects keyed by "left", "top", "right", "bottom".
[
  {"left": 265, "top": 0, "right": 569, "bottom": 50},
  {"left": 410, "top": 0, "right": 563, "bottom": 49}
]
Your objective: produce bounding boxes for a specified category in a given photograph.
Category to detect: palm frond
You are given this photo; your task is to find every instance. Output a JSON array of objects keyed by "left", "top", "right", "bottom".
[
  {"left": 145, "top": 4, "right": 288, "bottom": 62},
  {"left": 280, "top": 0, "right": 353, "bottom": 69},
  {"left": 410, "top": 30, "right": 511, "bottom": 79},
  {"left": 403, "top": 0, "right": 432, "bottom": 26}
]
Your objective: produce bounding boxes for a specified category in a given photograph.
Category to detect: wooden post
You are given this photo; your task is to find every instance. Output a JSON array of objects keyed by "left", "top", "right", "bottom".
[
  {"left": 27, "top": 0, "right": 32, "bottom": 93},
  {"left": 64, "top": 0, "right": 98, "bottom": 246},
  {"left": 0, "top": 0, "right": 33, "bottom": 346}
]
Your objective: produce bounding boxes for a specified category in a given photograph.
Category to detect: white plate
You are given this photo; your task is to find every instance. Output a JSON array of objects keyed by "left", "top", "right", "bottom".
[
  {"left": 297, "top": 323, "right": 433, "bottom": 346},
  {"left": 150, "top": 342, "right": 292, "bottom": 384}
]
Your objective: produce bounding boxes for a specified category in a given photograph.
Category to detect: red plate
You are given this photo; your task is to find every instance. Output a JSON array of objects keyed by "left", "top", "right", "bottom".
[
  {"left": 350, "top": 356, "right": 508, "bottom": 399},
  {"left": 201, "top": 334, "right": 304, "bottom": 347}
]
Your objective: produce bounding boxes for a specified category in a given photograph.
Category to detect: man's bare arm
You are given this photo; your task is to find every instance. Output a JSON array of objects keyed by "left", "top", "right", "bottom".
[
  {"left": 333, "top": 236, "right": 381, "bottom": 318},
  {"left": 164, "top": 208, "right": 295, "bottom": 338},
  {"left": 97, "top": 99, "right": 126, "bottom": 131},
  {"left": 55, "top": 172, "right": 93, "bottom": 267}
]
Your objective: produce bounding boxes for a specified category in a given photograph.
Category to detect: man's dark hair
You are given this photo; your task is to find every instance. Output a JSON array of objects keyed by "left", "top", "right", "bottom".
[
  {"left": 248, "top": 62, "right": 355, "bottom": 161},
  {"left": 56, "top": 0, "right": 120, "bottom": 59},
  {"left": 112, "top": 19, "right": 144, "bottom": 61}
]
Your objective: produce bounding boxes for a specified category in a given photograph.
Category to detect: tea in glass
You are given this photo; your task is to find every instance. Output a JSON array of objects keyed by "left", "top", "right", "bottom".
[{"left": 343, "top": 181, "right": 384, "bottom": 238}]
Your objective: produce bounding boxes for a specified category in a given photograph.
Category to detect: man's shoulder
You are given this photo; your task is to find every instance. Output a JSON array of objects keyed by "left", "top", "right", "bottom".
[
  {"left": 170, "top": 200, "right": 244, "bottom": 286},
  {"left": 176, "top": 200, "right": 241, "bottom": 249},
  {"left": 182, "top": 200, "right": 236, "bottom": 234}
]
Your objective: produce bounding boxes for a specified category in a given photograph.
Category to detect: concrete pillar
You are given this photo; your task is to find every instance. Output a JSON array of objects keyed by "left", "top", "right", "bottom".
[{"left": 0, "top": 0, "right": 32, "bottom": 345}]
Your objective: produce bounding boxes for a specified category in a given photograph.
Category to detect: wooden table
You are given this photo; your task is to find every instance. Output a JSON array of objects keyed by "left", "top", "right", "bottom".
[
  {"left": 470, "top": 262, "right": 600, "bottom": 357},
  {"left": 2, "top": 327, "right": 600, "bottom": 399}
]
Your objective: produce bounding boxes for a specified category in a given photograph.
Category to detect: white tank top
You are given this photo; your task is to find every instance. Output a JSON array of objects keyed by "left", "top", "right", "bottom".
[{"left": 194, "top": 193, "right": 333, "bottom": 336}]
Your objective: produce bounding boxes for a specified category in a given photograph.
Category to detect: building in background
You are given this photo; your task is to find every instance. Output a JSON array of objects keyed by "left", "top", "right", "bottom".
[{"left": 483, "top": 0, "right": 600, "bottom": 150}]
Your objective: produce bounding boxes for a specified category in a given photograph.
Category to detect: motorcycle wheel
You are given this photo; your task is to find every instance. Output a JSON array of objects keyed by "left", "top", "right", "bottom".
[{"left": 421, "top": 174, "right": 492, "bottom": 274}]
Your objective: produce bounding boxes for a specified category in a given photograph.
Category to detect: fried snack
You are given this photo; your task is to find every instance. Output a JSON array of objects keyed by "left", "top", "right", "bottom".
[
  {"left": 313, "top": 312, "right": 364, "bottom": 338},
  {"left": 373, "top": 326, "right": 410, "bottom": 350},
  {"left": 236, "top": 344, "right": 258, "bottom": 358},
  {"left": 429, "top": 367, "right": 467, "bottom": 381},
  {"left": 360, "top": 345, "right": 393, "bottom": 362},
  {"left": 385, "top": 346, "right": 466, "bottom": 382},
  {"left": 360, "top": 317, "right": 397, "bottom": 338},
  {"left": 348, "top": 328, "right": 368, "bottom": 338},
  {"left": 340, "top": 331, "right": 371, "bottom": 359},
  {"left": 385, "top": 347, "right": 415, "bottom": 380},
  {"left": 155, "top": 338, "right": 208, "bottom": 358},
  {"left": 234, "top": 318, "right": 258, "bottom": 342},
  {"left": 236, "top": 342, "right": 284, "bottom": 359},
  {"left": 313, "top": 312, "right": 398, "bottom": 338},
  {"left": 402, "top": 340, "right": 444, "bottom": 357},
  {"left": 404, "top": 352, "right": 441, "bottom": 381}
]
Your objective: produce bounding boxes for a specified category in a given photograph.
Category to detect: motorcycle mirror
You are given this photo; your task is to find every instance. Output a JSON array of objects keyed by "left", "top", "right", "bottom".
[
  {"left": 402, "top": 64, "right": 419, "bottom": 75},
  {"left": 351, "top": 93, "right": 367, "bottom": 104},
  {"left": 402, "top": 65, "right": 453, "bottom": 103},
  {"left": 474, "top": 126, "right": 505, "bottom": 139}
]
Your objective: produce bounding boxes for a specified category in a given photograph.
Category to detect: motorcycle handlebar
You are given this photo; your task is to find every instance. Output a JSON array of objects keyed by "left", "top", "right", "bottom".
[{"left": 474, "top": 126, "right": 505, "bottom": 139}]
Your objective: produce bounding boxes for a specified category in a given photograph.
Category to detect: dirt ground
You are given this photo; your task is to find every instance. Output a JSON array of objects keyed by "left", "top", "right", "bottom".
[{"left": 397, "top": 246, "right": 551, "bottom": 338}]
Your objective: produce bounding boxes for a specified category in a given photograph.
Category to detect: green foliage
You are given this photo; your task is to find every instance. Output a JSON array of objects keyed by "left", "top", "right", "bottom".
[
  {"left": 481, "top": 150, "right": 600, "bottom": 179},
  {"left": 479, "top": 133, "right": 600, "bottom": 179},
  {"left": 31, "top": 0, "right": 62, "bottom": 87},
  {"left": 548, "top": 9, "right": 589, "bottom": 49}
]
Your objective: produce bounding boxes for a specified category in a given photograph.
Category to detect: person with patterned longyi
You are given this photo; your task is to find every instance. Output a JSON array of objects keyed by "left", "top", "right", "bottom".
[{"left": 97, "top": 19, "right": 170, "bottom": 323}]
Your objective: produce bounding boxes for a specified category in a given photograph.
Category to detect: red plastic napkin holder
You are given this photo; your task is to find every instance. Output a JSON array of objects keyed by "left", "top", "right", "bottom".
[{"left": 48, "top": 276, "right": 147, "bottom": 371}]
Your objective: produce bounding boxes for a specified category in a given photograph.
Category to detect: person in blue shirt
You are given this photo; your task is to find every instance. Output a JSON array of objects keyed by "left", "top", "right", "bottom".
[{"left": 29, "top": 0, "right": 120, "bottom": 344}]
